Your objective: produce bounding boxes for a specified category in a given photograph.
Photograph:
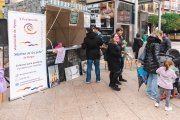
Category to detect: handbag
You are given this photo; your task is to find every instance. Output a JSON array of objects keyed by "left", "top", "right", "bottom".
[
  {"left": 0, "top": 78, "right": 7, "bottom": 93},
  {"left": 0, "top": 68, "right": 7, "bottom": 93},
  {"left": 138, "top": 48, "right": 146, "bottom": 62}
]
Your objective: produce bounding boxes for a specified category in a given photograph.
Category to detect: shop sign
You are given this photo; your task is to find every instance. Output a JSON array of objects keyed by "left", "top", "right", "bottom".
[
  {"left": 8, "top": 11, "right": 47, "bottom": 100},
  {"left": 139, "top": 0, "right": 160, "bottom": 4},
  {"left": 46, "top": 0, "right": 88, "bottom": 12}
]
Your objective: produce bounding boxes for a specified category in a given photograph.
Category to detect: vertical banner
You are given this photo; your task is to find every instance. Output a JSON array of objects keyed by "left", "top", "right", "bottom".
[
  {"left": 95, "top": 14, "right": 101, "bottom": 28},
  {"left": 8, "top": 11, "right": 47, "bottom": 100},
  {"left": 100, "top": 2, "right": 114, "bottom": 35},
  {"left": 84, "top": 13, "right": 90, "bottom": 28}
]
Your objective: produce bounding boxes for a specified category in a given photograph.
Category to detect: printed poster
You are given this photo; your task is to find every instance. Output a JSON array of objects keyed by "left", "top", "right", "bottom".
[
  {"left": 81, "top": 60, "right": 87, "bottom": 74},
  {"left": 95, "top": 14, "right": 101, "bottom": 28},
  {"left": 84, "top": 13, "right": 90, "bottom": 28},
  {"left": 48, "top": 65, "right": 60, "bottom": 88},
  {"left": 65, "top": 65, "right": 80, "bottom": 81},
  {"left": 8, "top": 11, "right": 47, "bottom": 100},
  {"left": 55, "top": 47, "right": 66, "bottom": 64},
  {"left": 69, "top": 11, "right": 79, "bottom": 26}
]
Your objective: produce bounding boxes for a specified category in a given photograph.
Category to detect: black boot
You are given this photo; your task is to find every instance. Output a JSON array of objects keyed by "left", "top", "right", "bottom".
[
  {"left": 119, "top": 75, "right": 127, "bottom": 82},
  {"left": 109, "top": 83, "right": 118, "bottom": 88},
  {"left": 116, "top": 81, "right": 122, "bottom": 85},
  {"left": 111, "top": 85, "right": 121, "bottom": 91}
]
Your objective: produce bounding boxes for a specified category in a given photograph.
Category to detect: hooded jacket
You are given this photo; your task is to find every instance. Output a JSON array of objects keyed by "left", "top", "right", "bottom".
[
  {"left": 82, "top": 32, "right": 103, "bottom": 60},
  {"left": 156, "top": 66, "right": 177, "bottom": 89},
  {"left": 107, "top": 42, "right": 122, "bottom": 72},
  {"left": 144, "top": 36, "right": 161, "bottom": 74},
  {"left": 159, "top": 37, "right": 171, "bottom": 54}
]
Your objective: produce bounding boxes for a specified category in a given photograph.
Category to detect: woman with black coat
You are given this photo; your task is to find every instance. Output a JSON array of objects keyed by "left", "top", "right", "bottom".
[
  {"left": 132, "top": 33, "right": 143, "bottom": 59},
  {"left": 144, "top": 30, "right": 163, "bottom": 100},
  {"left": 106, "top": 34, "right": 122, "bottom": 91}
]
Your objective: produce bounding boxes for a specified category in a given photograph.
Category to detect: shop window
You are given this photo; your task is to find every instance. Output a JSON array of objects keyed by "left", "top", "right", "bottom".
[
  {"left": 117, "top": 1, "right": 133, "bottom": 24},
  {"left": 178, "top": 4, "right": 180, "bottom": 11},
  {"left": 164, "top": 1, "right": 170, "bottom": 9},
  {"left": 171, "top": 3, "right": 176, "bottom": 10}
]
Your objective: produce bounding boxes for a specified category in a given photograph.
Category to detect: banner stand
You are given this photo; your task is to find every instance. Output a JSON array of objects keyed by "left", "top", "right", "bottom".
[
  {"left": 8, "top": 11, "right": 48, "bottom": 101},
  {"left": 8, "top": 87, "right": 48, "bottom": 101}
]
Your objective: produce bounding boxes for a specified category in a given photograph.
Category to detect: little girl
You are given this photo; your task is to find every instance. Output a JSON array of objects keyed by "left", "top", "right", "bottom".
[{"left": 155, "top": 59, "right": 177, "bottom": 111}]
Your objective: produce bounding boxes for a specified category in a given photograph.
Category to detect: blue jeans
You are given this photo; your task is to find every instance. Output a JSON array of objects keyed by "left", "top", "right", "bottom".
[
  {"left": 86, "top": 59, "right": 100, "bottom": 82},
  {"left": 146, "top": 73, "right": 158, "bottom": 98}
]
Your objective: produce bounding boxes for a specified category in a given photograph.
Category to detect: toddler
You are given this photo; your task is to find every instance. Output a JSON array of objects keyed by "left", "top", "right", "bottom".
[{"left": 155, "top": 59, "right": 177, "bottom": 111}]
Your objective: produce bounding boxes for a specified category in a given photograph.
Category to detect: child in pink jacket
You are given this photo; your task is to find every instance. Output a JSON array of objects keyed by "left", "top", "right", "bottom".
[{"left": 155, "top": 59, "right": 177, "bottom": 111}]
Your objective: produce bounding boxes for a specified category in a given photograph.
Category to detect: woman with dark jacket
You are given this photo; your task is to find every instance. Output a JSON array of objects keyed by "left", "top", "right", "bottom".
[
  {"left": 132, "top": 33, "right": 143, "bottom": 59},
  {"left": 144, "top": 30, "right": 163, "bottom": 100},
  {"left": 106, "top": 34, "right": 122, "bottom": 91}
]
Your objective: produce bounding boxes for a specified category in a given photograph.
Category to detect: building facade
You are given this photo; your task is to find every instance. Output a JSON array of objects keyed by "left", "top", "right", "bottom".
[
  {"left": 0, "top": 0, "right": 5, "bottom": 18},
  {"left": 138, "top": 0, "right": 180, "bottom": 35}
]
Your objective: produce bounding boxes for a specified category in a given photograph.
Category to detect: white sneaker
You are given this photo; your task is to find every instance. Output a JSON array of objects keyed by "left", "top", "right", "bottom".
[
  {"left": 165, "top": 106, "right": 172, "bottom": 111},
  {"left": 96, "top": 81, "right": 100, "bottom": 83},
  {"left": 85, "top": 81, "right": 91, "bottom": 84},
  {"left": 150, "top": 96, "right": 156, "bottom": 101},
  {"left": 155, "top": 102, "right": 159, "bottom": 107}
]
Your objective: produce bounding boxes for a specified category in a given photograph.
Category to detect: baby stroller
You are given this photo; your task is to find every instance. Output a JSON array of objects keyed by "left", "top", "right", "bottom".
[{"left": 159, "top": 49, "right": 180, "bottom": 99}]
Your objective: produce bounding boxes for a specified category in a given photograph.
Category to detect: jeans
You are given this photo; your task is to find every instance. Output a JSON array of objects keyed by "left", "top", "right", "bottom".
[
  {"left": 146, "top": 73, "right": 158, "bottom": 98},
  {"left": 156, "top": 87, "right": 171, "bottom": 107},
  {"left": 86, "top": 59, "right": 100, "bottom": 82}
]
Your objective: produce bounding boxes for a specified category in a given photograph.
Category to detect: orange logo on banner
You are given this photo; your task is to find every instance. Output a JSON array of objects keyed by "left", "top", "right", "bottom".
[{"left": 24, "top": 23, "right": 37, "bottom": 34}]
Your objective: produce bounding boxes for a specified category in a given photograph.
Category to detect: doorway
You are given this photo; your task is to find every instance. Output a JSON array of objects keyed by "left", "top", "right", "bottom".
[{"left": 121, "top": 25, "right": 130, "bottom": 45}]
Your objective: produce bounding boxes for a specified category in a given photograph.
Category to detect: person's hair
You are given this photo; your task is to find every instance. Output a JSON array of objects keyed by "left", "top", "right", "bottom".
[
  {"left": 116, "top": 27, "right": 123, "bottom": 33},
  {"left": 110, "top": 34, "right": 115, "bottom": 40},
  {"left": 136, "top": 33, "right": 140, "bottom": 38},
  {"left": 151, "top": 30, "right": 163, "bottom": 41},
  {"left": 163, "top": 59, "right": 174, "bottom": 71},
  {"left": 94, "top": 27, "right": 101, "bottom": 32},
  {"left": 86, "top": 28, "right": 93, "bottom": 33},
  {"left": 109, "top": 2, "right": 112, "bottom": 4}
]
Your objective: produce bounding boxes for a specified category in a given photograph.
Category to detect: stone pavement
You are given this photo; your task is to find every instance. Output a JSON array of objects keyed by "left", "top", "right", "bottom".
[{"left": 0, "top": 61, "right": 180, "bottom": 120}]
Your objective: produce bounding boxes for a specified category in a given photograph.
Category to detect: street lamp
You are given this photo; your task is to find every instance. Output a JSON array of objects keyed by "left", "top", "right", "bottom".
[
  {"left": 158, "top": 0, "right": 163, "bottom": 31},
  {"left": 134, "top": 0, "right": 138, "bottom": 37}
]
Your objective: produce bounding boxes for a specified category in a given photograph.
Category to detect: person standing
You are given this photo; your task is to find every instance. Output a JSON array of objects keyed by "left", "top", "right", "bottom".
[
  {"left": 106, "top": 34, "right": 122, "bottom": 91},
  {"left": 116, "top": 28, "right": 127, "bottom": 83},
  {"left": 82, "top": 28, "right": 103, "bottom": 83},
  {"left": 142, "top": 32, "right": 148, "bottom": 43},
  {"left": 160, "top": 33, "right": 171, "bottom": 54},
  {"left": 132, "top": 33, "right": 143, "bottom": 59},
  {"left": 155, "top": 59, "right": 177, "bottom": 111},
  {"left": 144, "top": 30, "right": 163, "bottom": 100}
]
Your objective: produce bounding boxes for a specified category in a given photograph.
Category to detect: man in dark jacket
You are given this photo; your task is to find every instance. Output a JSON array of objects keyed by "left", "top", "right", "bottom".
[
  {"left": 144, "top": 30, "right": 162, "bottom": 100},
  {"left": 160, "top": 33, "right": 171, "bottom": 54},
  {"left": 82, "top": 28, "right": 103, "bottom": 83}
]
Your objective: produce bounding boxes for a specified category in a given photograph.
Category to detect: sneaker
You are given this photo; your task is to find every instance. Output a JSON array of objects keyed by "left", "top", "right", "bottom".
[
  {"left": 165, "top": 106, "right": 172, "bottom": 111},
  {"left": 96, "top": 80, "right": 100, "bottom": 83},
  {"left": 155, "top": 102, "right": 159, "bottom": 107},
  {"left": 150, "top": 96, "right": 156, "bottom": 101},
  {"left": 85, "top": 81, "right": 91, "bottom": 84},
  {"left": 119, "top": 78, "right": 127, "bottom": 82}
]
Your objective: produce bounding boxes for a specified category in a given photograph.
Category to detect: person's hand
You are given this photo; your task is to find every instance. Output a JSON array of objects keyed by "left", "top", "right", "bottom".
[{"left": 122, "top": 45, "right": 126, "bottom": 48}]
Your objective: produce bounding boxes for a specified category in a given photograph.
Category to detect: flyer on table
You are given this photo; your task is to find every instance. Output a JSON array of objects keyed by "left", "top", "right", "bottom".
[{"left": 8, "top": 11, "right": 47, "bottom": 100}]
